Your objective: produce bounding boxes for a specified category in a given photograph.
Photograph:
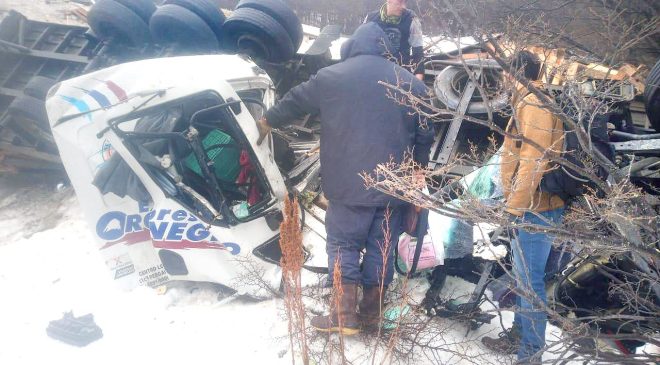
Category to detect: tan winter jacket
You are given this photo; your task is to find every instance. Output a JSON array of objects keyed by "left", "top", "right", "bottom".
[{"left": 501, "top": 88, "right": 565, "bottom": 216}]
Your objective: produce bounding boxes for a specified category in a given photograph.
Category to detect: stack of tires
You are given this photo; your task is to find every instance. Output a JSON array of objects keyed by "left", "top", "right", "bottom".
[
  {"left": 87, "top": 0, "right": 156, "bottom": 49},
  {"left": 222, "top": 0, "right": 303, "bottom": 63},
  {"left": 86, "top": 0, "right": 302, "bottom": 63}
]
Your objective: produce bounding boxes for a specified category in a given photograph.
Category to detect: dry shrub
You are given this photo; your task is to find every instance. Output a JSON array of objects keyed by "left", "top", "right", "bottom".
[
  {"left": 279, "top": 195, "right": 309, "bottom": 365},
  {"left": 331, "top": 257, "right": 349, "bottom": 365}
]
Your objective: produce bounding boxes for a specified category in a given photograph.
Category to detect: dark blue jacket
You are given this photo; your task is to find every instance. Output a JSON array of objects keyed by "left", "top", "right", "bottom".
[{"left": 265, "top": 23, "right": 434, "bottom": 206}]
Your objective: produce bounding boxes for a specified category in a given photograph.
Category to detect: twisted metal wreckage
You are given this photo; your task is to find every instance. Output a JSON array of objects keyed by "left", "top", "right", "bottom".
[{"left": 0, "top": 0, "right": 657, "bottom": 356}]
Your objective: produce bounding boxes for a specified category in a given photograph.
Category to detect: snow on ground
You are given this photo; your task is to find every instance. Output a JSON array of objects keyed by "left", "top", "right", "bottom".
[
  {"left": 0, "top": 178, "right": 295, "bottom": 365},
  {"left": 1, "top": 2, "right": 650, "bottom": 364},
  {"left": 0, "top": 177, "right": 520, "bottom": 365}
]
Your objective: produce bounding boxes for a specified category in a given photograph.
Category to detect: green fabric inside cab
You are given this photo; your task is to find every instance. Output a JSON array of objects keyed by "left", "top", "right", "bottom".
[{"left": 184, "top": 129, "right": 241, "bottom": 182}]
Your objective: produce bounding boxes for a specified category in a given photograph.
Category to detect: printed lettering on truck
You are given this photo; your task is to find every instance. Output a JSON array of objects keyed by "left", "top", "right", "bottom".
[{"left": 96, "top": 202, "right": 241, "bottom": 254}]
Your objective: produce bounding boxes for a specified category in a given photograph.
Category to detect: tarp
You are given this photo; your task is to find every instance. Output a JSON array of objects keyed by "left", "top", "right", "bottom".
[{"left": 429, "top": 153, "right": 503, "bottom": 259}]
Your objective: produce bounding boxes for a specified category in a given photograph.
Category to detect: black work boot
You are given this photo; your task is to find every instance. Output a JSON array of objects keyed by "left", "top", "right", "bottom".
[
  {"left": 481, "top": 326, "right": 521, "bottom": 354},
  {"left": 358, "top": 285, "right": 386, "bottom": 330},
  {"left": 311, "top": 283, "right": 360, "bottom": 335}
]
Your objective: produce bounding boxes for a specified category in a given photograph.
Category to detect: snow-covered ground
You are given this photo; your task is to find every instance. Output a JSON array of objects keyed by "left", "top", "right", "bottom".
[
  {"left": 0, "top": 4, "right": 515, "bottom": 363},
  {"left": 1, "top": 2, "right": 656, "bottom": 364},
  {"left": 0, "top": 177, "right": 294, "bottom": 364},
  {"left": 0, "top": 176, "right": 521, "bottom": 365},
  {"left": 1, "top": 173, "right": 605, "bottom": 365}
]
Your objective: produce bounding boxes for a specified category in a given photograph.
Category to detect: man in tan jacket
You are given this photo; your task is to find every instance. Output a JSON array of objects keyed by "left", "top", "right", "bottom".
[{"left": 482, "top": 51, "right": 566, "bottom": 363}]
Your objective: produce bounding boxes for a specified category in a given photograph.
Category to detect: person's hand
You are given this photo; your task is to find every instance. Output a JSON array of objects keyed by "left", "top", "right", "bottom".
[
  {"left": 256, "top": 117, "right": 271, "bottom": 146},
  {"left": 415, "top": 73, "right": 424, "bottom": 81}
]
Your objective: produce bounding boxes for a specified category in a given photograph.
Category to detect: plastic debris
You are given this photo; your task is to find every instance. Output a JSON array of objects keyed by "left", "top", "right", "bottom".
[{"left": 46, "top": 311, "right": 103, "bottom": 347}]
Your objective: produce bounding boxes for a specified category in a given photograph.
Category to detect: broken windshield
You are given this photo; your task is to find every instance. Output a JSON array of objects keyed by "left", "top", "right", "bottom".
[{"left": 93, "top": 91, "right": 274, "bottom": 226}]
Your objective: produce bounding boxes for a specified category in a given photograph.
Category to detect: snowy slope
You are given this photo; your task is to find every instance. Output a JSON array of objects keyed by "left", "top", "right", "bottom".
[
  {"left": 0, "top": 181, "right": 294, "bottom": 364},
  {"left": 0, "top": 178, "right": 516, "bottom": 365}
]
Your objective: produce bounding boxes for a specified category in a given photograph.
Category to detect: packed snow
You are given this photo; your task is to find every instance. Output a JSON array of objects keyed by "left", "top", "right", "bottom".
[
  {"left": 0, "top": 176, "right": 554, "bottom": 365},
  {"left": 1, "top": 2, "right": 656, "bottom": 364}
]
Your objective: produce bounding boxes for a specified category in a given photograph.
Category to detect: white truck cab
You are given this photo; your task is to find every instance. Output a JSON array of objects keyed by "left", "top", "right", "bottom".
[{"left": 46, "top": 55, "right": 327, "bottom": 295}]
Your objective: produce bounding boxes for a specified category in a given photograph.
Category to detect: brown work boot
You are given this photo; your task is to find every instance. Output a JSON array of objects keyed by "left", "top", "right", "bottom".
[
  {"left": 358, "top": 285, "right": 386, "bottom": 330},
  {"left": 310, "top": 283, "right": 360, "bottom": 335},
  {"left": 481, "top": 326, "right": 521, "bottom": 354}
]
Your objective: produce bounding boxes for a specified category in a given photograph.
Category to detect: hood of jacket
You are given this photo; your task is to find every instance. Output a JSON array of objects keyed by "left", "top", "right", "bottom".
[{"left": 340, "top": 22, "right": 393, "bottom": 61}]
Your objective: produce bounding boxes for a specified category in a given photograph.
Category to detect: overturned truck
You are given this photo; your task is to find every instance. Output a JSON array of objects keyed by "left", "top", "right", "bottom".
[
  {"left": 2, "top": 0, "right": 659, "bottom": 357},
  {"left": 47, "top": 54, "right": 328, "bottom": 294}
]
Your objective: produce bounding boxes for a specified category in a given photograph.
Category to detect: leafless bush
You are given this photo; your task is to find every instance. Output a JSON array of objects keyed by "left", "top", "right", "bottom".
[
  {"left": 280, "top": 195, "right": 310, "bottom": 365},
  {"left": 360, "top": 0, "right": 659, "bottom": 363}
]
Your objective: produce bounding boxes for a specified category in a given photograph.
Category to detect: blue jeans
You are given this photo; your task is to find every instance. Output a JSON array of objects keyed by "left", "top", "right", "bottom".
[
  {"left": 325, "top": 202, "right": 403, "bottom": 287},
  {"left": 511, "top": 207, "right": 564, "bottom": 361}
]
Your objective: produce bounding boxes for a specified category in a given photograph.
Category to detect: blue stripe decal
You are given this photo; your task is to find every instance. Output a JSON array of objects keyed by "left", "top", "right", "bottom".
[
  {"left": 60, "top": 95, "right": 92, "bottom": 121},
  {"left": 88, "top": 89, "right": 111, "bottom": 108}
]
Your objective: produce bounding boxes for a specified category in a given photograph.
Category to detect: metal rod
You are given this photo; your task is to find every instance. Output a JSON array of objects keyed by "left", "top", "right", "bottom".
[
  {"left": 425, "top": 59, "right": 502, "bottom": 70},
  {"left": 611, "top": 130, "right": 660, "bottom": 141}
]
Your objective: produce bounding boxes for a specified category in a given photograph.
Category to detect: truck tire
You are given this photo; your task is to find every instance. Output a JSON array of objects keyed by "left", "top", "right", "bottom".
[
  {"left": 433, "top": 58, "right": 508, "bottom": 115},
  {"left": 163, "top": 0, "right": 226, "bottom": 41},
  {"left": 236, "top": 0, "right": 303, "bottom": 50},
  {"left": 112, "top": 0, "right": 156, "bottom": 24},
  {"left": 644, "top": 59, "right": 660, "bottom": 132},
  {"left": 0, "top": 10, "right": 22, "bottom": 42},
  {"left": 24, "top": 76, "right": 57, "bottom": 100},
  {"left": 8, "top": 95, "right": 49, "bottom": 129},
  {"left": 88, "top": 0, "right": 151, "bottom": 47},
  {"left": 221, "top": 7, "right": 294, "bottom": 63},
  {"left": 149, "top": 5, "right": 219, "bottom": 53}
]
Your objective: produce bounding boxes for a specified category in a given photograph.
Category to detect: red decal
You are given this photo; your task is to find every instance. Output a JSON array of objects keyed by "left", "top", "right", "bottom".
[
  {"left": 152, "top": 240, "right": 226, "bottom": 251},
  {"left": 101, "top": 230, "right": 151, "bottom": 250},
  {"left": 105, "top": 81, "right": 128, "bottom": 102}
]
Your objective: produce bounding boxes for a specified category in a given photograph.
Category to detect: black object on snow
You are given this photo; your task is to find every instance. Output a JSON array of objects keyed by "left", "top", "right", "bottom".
[
  {"left": 236, "top": 0, "right": 303, "bottom": 50},
  {"left": 111, "top": 0, "right": 157, "bottom": 24},
  {"left": 46, "top": 312, "right": 103, "bottom": 347},
  {"left": 163, "top": 0, "right": 226, "bottom": 41},
  {"left": 221, "top": 7, "right": 294, "bottom": 63},
  {"left": 149, "top": 4, "right": 219, "bottom": 53},
  {"left": 87, "top": 0, "right": 151, "bottom": 47},
  {"left": 23, "top": 76, "right": 58, "bottom": 101}
]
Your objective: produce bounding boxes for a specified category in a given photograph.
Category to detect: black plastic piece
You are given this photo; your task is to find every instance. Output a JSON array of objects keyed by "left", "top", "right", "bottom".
[
  {"left": 425, "top": 261, "right": 496, "bottom": 331},
  {"left": 265, "top": 209, "right": 283, "bottom": 231},
  {"left": 159, "top": 249, "right": 189, "bottom": 276},
  {"left": 46, "top": 312, "right": 103, "bottom": 347}
]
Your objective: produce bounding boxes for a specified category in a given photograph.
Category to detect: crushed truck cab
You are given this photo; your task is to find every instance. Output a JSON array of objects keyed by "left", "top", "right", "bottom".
[{"left": 46, "top": 55, "right": 328, "bottom": 294}]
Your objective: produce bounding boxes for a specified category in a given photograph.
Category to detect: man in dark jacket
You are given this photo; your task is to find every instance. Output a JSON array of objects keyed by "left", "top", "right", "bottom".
[
  {"left": 364, "top": 0, "right": 425, "bottom": 80},
  {"left": 257, "top": 23, "right": 434, "bottom": 335}
]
